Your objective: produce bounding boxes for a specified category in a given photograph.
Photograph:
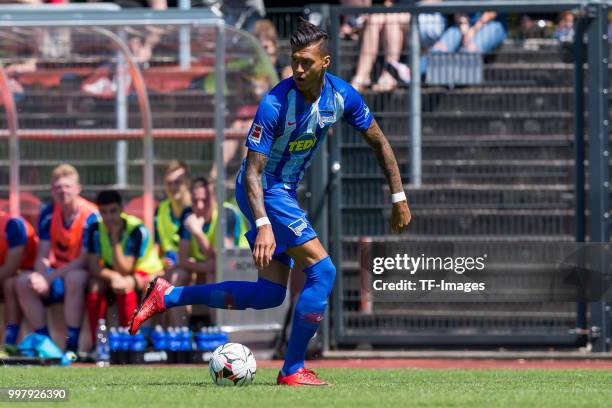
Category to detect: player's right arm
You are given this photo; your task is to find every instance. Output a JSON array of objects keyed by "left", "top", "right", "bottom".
[
  {"left": 178, "top": 236, "right": 215, "bottom": 275},
  {"left": 243, "top": 92, "right": 281, "bottom": 270},
  {"left": 0, "top": 219, "right": 26, "bottom": 280},
  {"left": 245, "top": 150, "right": 276, "bottom": 270},
  {"left": 342, "top": 81, "right": 411, "bottom": 233},
  {"left": 34, "top": 205, "right": 53, "bottom": 275}
]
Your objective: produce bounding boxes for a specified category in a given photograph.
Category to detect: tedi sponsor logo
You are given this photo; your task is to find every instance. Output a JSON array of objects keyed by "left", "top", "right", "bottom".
[{"left": 289, "top": 133, "right": 317, "bottom": 156}]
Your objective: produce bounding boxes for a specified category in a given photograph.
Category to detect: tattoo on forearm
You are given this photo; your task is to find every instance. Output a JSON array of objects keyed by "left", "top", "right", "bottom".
[
  {"left": 363, "top": 120, "right": 404, "bottom": 194},
  {"left": 245, "top": 150, "right": 269, "bottom": 220}
]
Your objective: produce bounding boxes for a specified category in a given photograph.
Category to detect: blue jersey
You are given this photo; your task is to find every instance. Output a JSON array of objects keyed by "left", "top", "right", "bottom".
[{"left": 239, "top": 72, "right": 373, "bottom": 190}]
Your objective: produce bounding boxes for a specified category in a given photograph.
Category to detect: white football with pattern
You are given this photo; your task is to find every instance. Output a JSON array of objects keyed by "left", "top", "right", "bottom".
[{"left": 209, "top": 343, "right": 257, "bottom": 386}]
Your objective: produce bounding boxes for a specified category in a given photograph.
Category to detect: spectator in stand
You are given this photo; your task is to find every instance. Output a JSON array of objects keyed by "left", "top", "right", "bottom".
[
  {"left": 86, "top": 190, "right": 163, "bottom": 340},
  {"left": 554, "top": 11, "right": 574, "bottom": 42},
  {"left": 15, "top": 164, "right": 98, "bottom": 353},
  {"left": 388, "top": 10, "right": 507, "bottom": 85},
  {"left": 428, "top": 11, "right": 506, "bottom": 56},
  {"left": 4, "top": 0, "right": 70, "bottom": 95},
  {"left": 221, "top": 0, "right": 266, "bottom": 32},
  {"left": 253, "top": 19, "right": 292, "bottom": 80},
  {"left": 156, "top": 161, "right": 191, "bottom": 270},
  {"left": 339, "top": 0, "right": 372, "bottom": 41},
  {"left": 168, "top": 177, "right": 248, "bottom": 326},
  {"left": 155, "top": 161, "right": 191, "bottom": 315},
  {"left": 350, "top": 0, "right": 445, "bottom": 92},
  {"left": 1, "top": 212, "right": 38, "bottom": 354},
  {"left": 96, "top": 0, "right": 168, "bottom": 65}
]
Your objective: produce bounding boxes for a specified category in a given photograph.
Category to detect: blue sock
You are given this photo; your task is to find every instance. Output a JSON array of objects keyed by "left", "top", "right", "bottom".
[
  {"left": 282, "top": 257, "right": 336, "bottom": 376},
  {"left": 35, "top": 326, "right": 50, "bottom": 337},
  {"left": 164, "top": 278, "right": 286, "bottom": 310},
  {"left": 66, "top": 326, "right": 80, "bottom": 352},
  {"left": 5, "top": 324, "right": 20, "bottom": 345}
]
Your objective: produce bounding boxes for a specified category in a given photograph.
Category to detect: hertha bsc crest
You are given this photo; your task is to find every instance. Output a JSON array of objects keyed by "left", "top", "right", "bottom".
[{"left": 288, "top": 218, "right": 308, "bottom": 237}]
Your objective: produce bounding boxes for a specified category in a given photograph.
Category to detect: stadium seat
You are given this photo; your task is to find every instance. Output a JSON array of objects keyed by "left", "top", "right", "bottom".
[
  {"left": 123, "top": 196, "right": 159, "bottom": 220},
  {"left": 0, "top": 193, "right": 41, "bottom": 229}
]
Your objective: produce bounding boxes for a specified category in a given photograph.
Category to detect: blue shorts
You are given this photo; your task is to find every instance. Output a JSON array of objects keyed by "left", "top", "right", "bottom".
[
  {"left": 235, "top": 177, "right": 317, "bottom": 269},
  {"left": 42, "top": 268, "right": 65, "bottom": 306}
]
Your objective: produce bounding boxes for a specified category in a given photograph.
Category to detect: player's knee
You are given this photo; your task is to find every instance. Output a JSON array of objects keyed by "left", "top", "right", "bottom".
[
  {"left": 251, "top": 278, "right": 286, "bottom": 310},
  {"left": 3, "top": 276, "right": 14, "bottom": 291},
  {"left": 307, "top": 257, "right": 337, "bottom": 297},
  {"left": 320, "top": 261, "right": 337, "bottom": 297},
  {"left": 88, "top": 277, "right": 105, "bottom": 293},
  {"left": 15, "top": 273, "right": 31, "bottom": 295},
  {"left": 2, "top": 276, "right": 17, "bottom": 299},
  {"left": 65, "top": 269, "right": 88, "bottom": 291},
  {"left": 298, "top": 257, "right": 337, "bottom": 313}
]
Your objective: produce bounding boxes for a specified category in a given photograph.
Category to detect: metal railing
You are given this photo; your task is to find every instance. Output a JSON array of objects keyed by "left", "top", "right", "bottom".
[
  {"left": 318, "top": 0, "right": 611, "bottom": 351},
  {"left": 0, "top": 6, "right": 282, "bottom": 332}
]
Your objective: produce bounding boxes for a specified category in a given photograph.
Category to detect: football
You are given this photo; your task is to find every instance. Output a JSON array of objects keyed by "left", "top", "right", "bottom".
[{"left": 209, "top": 343, "right": 257, "bottom": 386}]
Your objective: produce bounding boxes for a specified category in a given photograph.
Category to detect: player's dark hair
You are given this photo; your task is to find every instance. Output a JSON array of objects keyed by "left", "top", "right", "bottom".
[
  {"left": 96, "top": 190, "right": 122, "bottom": 207},
  {"left": 191, "top": 177, "right": 209, "bottom": 190},
  {"left": 290, "top": 17, "right": 329, "bottom": 55}
]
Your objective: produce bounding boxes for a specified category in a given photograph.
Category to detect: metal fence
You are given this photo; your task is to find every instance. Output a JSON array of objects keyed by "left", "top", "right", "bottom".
[
  {"left": 317, "top": 1, "right": 612, "bottom": 350},
  {"left": 0, "top": 6, "right": 284, "bottom": 332},
  {"left": 1, "top": 2, "right": 611, "bottom": 351}
]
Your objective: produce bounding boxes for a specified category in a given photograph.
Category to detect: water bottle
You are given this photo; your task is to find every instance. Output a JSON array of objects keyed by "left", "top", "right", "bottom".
[
  {"left": 109, "top": 327, "right": 121, "bottom": 352},
  {"left": 211, "top": 326, "right": 229, "bottom": 350},
  {"left": 131, "top": 331, "right": 147, "bottom": 352},
  {"left": 165, "top": 327, "right": 179, "bottom": 364},
  {"left": 167, "top": 327, "right": 180, "bottom": 351},
  {"left": 151, "top": 325, "right": 167, "bottom": 351},
  {"left": 95, "top": 319, "right": 110, "bottom": 367},
  {"left": 109, "top": 326, "right": 121, "bottom": 364},
  {"left": 119, "top": 327, "right": 131, "bottom": 351},
  {"left": 130, "top": 330, "right": 147, "bottom": 364},
  {"left": 179, "top": 327, "right": 192, "bottom": 351},
  {"left": 177, "top": 326, "right": 191, "bottom": 363}
]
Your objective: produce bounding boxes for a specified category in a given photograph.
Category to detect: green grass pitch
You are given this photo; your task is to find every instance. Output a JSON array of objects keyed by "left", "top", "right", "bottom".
[{"left": 2, "top": 367, "right": 612, "bottom": 407}]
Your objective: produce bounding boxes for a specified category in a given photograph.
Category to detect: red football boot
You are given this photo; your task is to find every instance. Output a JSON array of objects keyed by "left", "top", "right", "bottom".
[
  {"left": 277, "top": 368, "right": 330, "bottom": 386},
  {"left": 129, "top": 277, "right": 173, "bottom": 335}
]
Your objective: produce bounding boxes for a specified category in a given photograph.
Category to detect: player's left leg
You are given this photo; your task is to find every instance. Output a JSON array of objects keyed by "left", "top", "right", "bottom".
[
  {"left": 63, "top": 268, "right": 88, "bottom": 352},
  {"left": 277, "top": 238, "right": 336, "bottom": 386},
  {"left": 86, "top": 277, "right": 108, "bottom": 345},
  {"left": 129, "top": 259, "right": 289, "bottom": 335},
  {"left": 163, "top": 267, "right": 192, "bottom": 327},
  {"left": 114, "top": 274, "right": 139, "bottom": 328},
  {"left": 15, "top": 271, "right": 53, "bottom": 337},
  {"left": 2, "top": 276, "right": 21, "bottom": 353}
]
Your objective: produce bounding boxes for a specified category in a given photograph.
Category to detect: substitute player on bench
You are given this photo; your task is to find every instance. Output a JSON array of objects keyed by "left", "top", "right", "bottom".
[
  {"left": 1, "top": 212, "right": 38, "bottom": 353},
  {"left": 16, "top": 164, "right": 98, "bottom": 353},
  {"left": 87, "top": 190, "right": 163, "bottom": 340}
]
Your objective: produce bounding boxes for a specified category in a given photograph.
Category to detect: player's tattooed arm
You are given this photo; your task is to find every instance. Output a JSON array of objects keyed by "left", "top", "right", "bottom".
[
  {"left": 361, "top": 119, "right": 412, "bottom": 233},
  {"left": 245, "top": 149, "right": 276, "bottom": 269},
  {"left": 361, "top": 119, "right": 404, "bottom": 195},
  {"left": 245, "top": 150, "right": 268, "bottom": 220}
]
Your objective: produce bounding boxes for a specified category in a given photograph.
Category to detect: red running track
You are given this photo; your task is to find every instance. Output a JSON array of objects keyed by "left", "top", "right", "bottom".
[
  {"left": 78, "top": 359, "right": 612, "bottom": 370},
  {"left": 255, "top": 359, "right": 612, "bottom": 370}
]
